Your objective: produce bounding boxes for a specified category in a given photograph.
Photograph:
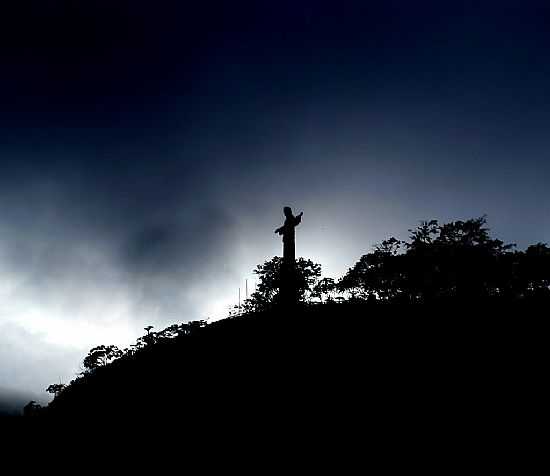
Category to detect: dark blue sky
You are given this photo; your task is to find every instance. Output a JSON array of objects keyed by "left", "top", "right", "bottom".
[{"left": 1, "top": 1, "right": 549, "bottom": 407}]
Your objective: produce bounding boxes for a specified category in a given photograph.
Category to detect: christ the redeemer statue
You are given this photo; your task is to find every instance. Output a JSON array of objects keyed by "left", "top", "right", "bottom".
[{"left": 275, "top": 206, "right": 303, "bottom": 306}]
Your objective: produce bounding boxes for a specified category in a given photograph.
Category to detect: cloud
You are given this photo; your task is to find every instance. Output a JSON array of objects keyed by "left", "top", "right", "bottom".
[
  {"left": 0, "top": 158, "right": 250, "bottom": 397},
  {"left": 0, "top": 322, "right": 81, "bottom": 406},
  {"left": 0, "top": 387, "right": 34, "bottom": 416}
]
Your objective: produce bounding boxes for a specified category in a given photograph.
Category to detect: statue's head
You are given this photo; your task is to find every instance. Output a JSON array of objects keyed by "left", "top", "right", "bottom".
[{"left": 283, "top": 206, "right": 292, "bottom": 217}]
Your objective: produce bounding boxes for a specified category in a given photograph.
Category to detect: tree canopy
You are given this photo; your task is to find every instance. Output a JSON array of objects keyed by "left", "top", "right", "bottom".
[
  {"left": 339, "top": 217, "right": 549, "bottom": 302},
  {"left": 83, "top": 345, "right": 123, "bottom": 372},
  {"left": 244, "top": 256, "right": 322, "bottom": 311}
]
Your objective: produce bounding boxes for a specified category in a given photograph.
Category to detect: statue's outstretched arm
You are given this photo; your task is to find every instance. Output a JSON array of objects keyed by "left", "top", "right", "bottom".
[{"left": 275, "top": 226, "right": 283, "bottom": 234}]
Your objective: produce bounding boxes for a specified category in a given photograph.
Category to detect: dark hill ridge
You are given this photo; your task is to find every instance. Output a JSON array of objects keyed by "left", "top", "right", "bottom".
[{"left": 45, "top": 301, "right": 543, "bottom": 425}]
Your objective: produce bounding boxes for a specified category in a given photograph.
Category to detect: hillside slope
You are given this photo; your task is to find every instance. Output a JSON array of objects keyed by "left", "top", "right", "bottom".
[{"left": 45, "top": 302, "right": 543, "bottom": 425}]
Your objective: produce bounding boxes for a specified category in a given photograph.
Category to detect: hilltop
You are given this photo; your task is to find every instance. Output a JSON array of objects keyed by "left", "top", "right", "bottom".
[{"left": 35, "top": 216, "right": 548, "bottom": 422}]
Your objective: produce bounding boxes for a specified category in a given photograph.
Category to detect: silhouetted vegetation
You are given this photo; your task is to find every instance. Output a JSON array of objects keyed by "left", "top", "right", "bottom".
[
  {"left": 23, "top": 400, "right": 43, "bottom": 417},
  {"left": 46, "top": 384, "right": 66, "bottom": 398},
  {"left": 83, "top": 345, "right": 123, "bottom": 372},
  {"left": 338, "top": 217, "right": 550, "bottom": 303},
  {"left": 243, "top": 256, "right": 322, "bottom": 311}
]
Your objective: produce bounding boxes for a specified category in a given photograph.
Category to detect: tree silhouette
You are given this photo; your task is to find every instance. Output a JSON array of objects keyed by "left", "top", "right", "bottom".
[
  {"left": 339, "top": 237, "right": 405, "bottom": 301},
  {"left": 405, "top": 217, "right": 514, "bottom": 300},
  {"left": 23, "top": 401, "right": 42, "bottom": 417},
  {"left": 244, "top": 256, "right": 322, "bottom": 311},
  {"left": 83, "top": 345, "right": 123, "bottom": 372},
  {"left": 46, "top": 383, "right": 66, "bottom": 398},
  {"left": 339, "top": 217, "right": 519, "bottom": 302},
  {"left": 142, "top": 326, "right": 156, "bottom": 346},
  {"left": 512, "top": 243, "right": 550, "bottom": 299},
  {"left": 312, "top": 277, "right": 337, "bottom": 302}
]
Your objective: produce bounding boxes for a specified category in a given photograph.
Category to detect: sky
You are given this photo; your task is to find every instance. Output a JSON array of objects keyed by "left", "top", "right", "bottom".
[{"left": 1, "top": 0, "right": 550, "bottom": 410}]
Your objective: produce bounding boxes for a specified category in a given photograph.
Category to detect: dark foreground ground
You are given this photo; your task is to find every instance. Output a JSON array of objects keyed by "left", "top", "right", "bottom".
[{"left": 41, "top": 301, "right": 544, "bottom": 431}]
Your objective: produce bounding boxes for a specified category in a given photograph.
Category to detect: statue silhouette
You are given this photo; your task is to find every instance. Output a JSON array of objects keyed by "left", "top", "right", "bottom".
[{"left": 275, "top": 206, "right": 303, "bottom": 306}]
